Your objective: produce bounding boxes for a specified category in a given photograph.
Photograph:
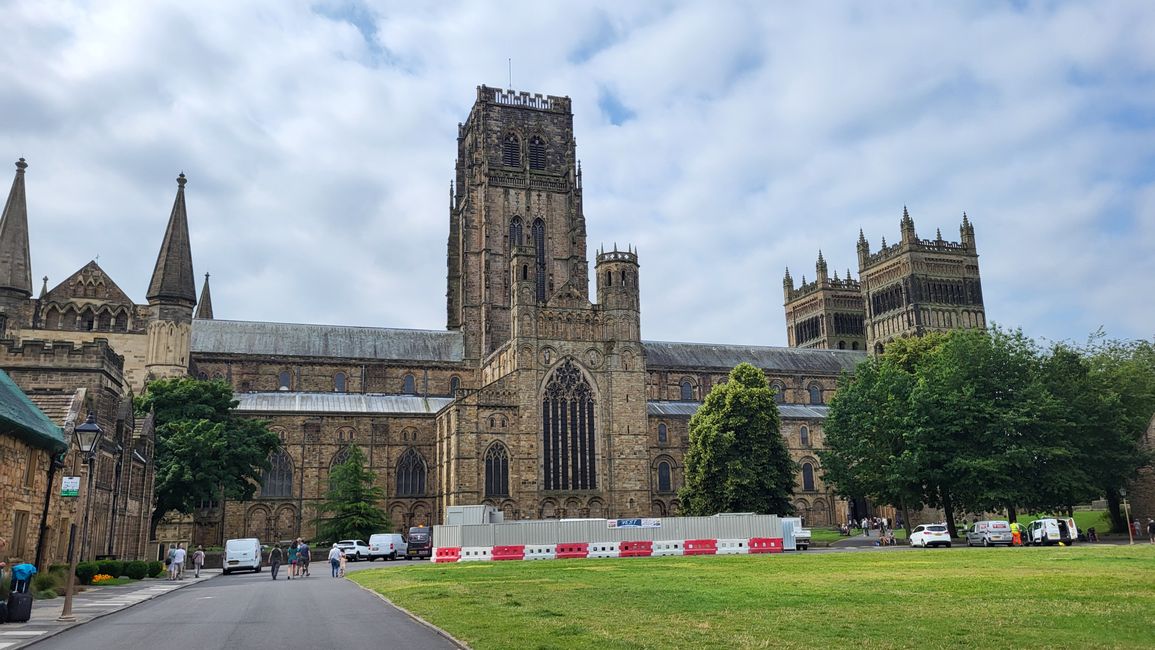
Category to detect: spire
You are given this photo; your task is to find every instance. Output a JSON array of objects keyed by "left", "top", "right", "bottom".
[
  {"left": 815, "top": 250, "right": 828, "bottom": 283},
  {"left": 858, "top": 228, "right": 867, "bottom": 245},
  {"left": 782, "top": 266, "right": 794, "bottom": 297},
  {"left": 900, "top": 205, "right": 917, "bottom": 243},
  {"left": 39, "top": 276, "right": 47, "bottom": 299},
  {"left": 146, "top": 172, "right": 196, "bottom": 307},
  {"left": 936, "top": 228, "right": 943, "bottom": 241},
  {"left": 195, "top": 272, "right": 214, "bottom": 319},
  {"left": 0, "top": 158, "right": 34, "bottom": 297}
]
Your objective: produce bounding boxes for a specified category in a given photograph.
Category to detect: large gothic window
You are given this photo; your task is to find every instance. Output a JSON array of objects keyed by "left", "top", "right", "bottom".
[
  {"left": 396, "top": 448, "right": 427, "bottom": 497},
  {"left": 503, "top": 134, "right": 521, "bottom": 167},
  {"left": 509, "top": 216, "right": 523, "bottom": 248},
  {"left": 485, "top": 443, "right": 509, "bottom": 497},
  {"left": 541, "top": 359, "right": 596, "bottom": 490},
  {"left": 262, "top": 449, "right": 293, "bottom": 497},
  {"left": 532, "top": 218, "right": 546, "bottom": 303},
  {"left": 529, "top": 136, "right": 546, "bottom": 170}
]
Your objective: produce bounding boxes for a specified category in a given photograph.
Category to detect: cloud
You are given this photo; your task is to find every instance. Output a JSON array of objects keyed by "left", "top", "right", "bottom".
[{"left": 0, "top": 0, "right": 1152, "bottom": 348}]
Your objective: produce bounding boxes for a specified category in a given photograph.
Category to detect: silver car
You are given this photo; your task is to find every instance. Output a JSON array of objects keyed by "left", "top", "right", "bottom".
[{"left": 965, "top": 520, "right": 1013, "bottom": 547}]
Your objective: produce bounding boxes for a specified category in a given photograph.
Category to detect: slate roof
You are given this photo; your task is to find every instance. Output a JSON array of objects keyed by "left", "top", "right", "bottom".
[
  {"left": 234, "top": 392, "right": 454, "bottom": 415},
  {"left": 643, "top": 340, "right": 865, "bottom": 374},
  {"left": 191, "top": 319, "right": 464, "bottom": 362},
  {"left": 0, "top": 369, "right": 68, "bottom": 453},
  {"left": 25, "top": 392, "right": 76, "bottom": 426},
  {"left": 648, "top": 400, "right": 830, "bottom": 420}
]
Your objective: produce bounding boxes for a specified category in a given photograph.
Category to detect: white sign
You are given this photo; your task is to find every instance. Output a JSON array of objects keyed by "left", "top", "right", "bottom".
[
  {"left": 61, "top": 476, "right": 80, "bottom": 497},
  {"left": 607, "top": 518, "right": 662, "bottom": 529}
]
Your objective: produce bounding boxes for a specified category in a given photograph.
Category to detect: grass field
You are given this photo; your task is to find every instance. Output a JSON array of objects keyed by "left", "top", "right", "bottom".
[{"left": 351, "top": 545, "right": 1155, "bottom": 649}]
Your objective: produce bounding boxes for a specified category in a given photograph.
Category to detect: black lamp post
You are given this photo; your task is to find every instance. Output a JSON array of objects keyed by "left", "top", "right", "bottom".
[{"left": 58, "top": 412, "right": 103, "bottom": 622}]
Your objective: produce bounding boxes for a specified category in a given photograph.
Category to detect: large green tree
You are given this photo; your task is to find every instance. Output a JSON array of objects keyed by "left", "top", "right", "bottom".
[
  {"left": 312, "top": 445, "right": 391, "bottom": 542},
  {"left": 136, "top": 377, "right": 280, "bottom": 538},
  {"left": 678, "top": 363, "right": 796, "bottom": 516}
]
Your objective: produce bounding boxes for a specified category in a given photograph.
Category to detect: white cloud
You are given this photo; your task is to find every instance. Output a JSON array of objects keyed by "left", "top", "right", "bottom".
[{"left": 1, "top": 0, "right": 1152, "bottom": 346}]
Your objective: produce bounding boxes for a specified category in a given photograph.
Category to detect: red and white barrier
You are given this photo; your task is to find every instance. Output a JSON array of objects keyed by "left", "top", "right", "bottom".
[
  {"left": 433, "top": 547, "right": 461, "bottom": 563},
  {"left": 717, "top": 539, "right": 749, "bottom": 555},
  {"left": 619, "top": 540, "right": 653, "bottom": 558},
  {"left": 684, "top": 539, "right": 718, "bottom": 556},
  {"left": 587, "top": 542, "right": 620, "bottom": 559},
  {"left": 459, "top": 546, "right": 493, "bottom": 562},
  {"left": 652, "top": 540, "right": 684, "bottom": 557},
  {"left": 492, "top": 545, "right": 525, "bottom": 561},
  {"left": 525, "top": 544, "right": 557, "bottom": 560},
  {"left": 556, "top": 542, "right": 589, "bottom": 559},
  {"left": 432, "top": 537, "right": 784, "bottom": 563}
]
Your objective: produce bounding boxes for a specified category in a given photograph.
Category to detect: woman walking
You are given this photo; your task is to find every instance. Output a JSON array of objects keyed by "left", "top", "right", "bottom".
[{"left": 287, "top": 540, "right": 299, "bottom": 580}]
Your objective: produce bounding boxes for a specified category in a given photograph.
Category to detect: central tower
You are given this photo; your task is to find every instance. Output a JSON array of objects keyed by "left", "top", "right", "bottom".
[{"left": 447, "top": 86, "right": 587, "bottom": 362}]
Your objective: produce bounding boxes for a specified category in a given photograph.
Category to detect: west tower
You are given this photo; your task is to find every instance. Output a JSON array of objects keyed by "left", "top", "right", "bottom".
[
  {"left": 447, "top": 86, "right": 586, "bottom": 362},
  {"left": 782, "top": 251, "right": 866, "bottom": 351}
]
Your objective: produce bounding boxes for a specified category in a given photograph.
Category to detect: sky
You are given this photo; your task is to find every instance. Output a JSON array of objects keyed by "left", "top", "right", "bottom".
[{"left": 2, "top": 0, "right": 1153, "bottom": 348}]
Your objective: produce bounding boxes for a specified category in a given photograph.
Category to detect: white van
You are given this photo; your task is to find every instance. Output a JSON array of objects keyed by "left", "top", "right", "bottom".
[
  {"left": 223, "top": 538, "right": 263, "bottom": 574},
  {"left": 368, "top": 533, "right": 407, "bottom": 561},
  {"left": 1025, "top": 518, "right": 1078, "bottom": 546}
]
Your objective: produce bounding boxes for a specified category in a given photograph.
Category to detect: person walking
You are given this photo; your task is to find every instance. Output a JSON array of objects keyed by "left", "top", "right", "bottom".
[
  {"left": 328, "top": 544, "right": 342, "bottom": 578},
  {"left": 192, "top": 545, "right": 205, "bottom": 578},
  {"left": 1010, "top": 521, "right": 1022, "bottom": 547},
  {"left": 165, "top": 544, "right": 176, "bottom": 579},
  {"left": 298, "top": 539, "right": 311, "bottom": 577},
  {"left": 338, "top": 547, "right": 348, "bottom": 577},
  {"left": 269, "top": 545, "right": 283, "bottom": 580},
  {"left": 287, "top": 540, "right": 299, "bottom": 580},
  {"left": 1147, "top": 518, "right": 1155, "bottom": 544},
  {"left": 171, "top": 543, "right": 187, "bottom": 580}
]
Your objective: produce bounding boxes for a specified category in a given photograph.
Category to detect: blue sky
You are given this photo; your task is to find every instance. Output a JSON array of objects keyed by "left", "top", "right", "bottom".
[{"left": 1, "top": 0, "right": 1152, "bottom": 347}]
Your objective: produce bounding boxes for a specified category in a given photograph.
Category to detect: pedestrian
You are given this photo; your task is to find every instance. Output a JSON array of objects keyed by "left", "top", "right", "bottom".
[
  {"left": 328, "top": 543, "right": 342, "bottom": 578},
  {"left": 1147, "top": 518, "right": 1155, "bottom": 544},
  {"left": 192, "top": 545, "right": 205, "bottom": 578},
  {"left": 1010, "top": 521, "right": 1022, "bottom": 547},
  {"left": 1133, "top": 517, "right": 1142, "bottom": 539},
  {"left": 171, "top": 543, "right": 187, "bottom": 580},
  {"left": 269, "top": 545, "right": 283, "bottom": 580},
  {"left": 299, "top": 538, "right": 311, "bottom": 577},
  {"left": 338, "top": 548, "right": 348, "bottom": 577},
  {"left": 287, "top": 540, "right": 299, "bottom": 579},
  {"left": 165, "top": 544, "right": 176, "bottom": 579}
]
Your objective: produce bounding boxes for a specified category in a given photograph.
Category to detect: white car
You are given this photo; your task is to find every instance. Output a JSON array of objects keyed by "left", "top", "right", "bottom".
[
  {"left": 336, "top": 539, "right": 369, "bottom": 561},
  {"left": 909, "top": 524, "right": 952, "bottom": 548}
]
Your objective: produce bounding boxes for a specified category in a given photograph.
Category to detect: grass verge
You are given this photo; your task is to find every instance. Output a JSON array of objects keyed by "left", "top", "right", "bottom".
[{"left": 352, "top": 545, "right": 1155, "bottom": 649}]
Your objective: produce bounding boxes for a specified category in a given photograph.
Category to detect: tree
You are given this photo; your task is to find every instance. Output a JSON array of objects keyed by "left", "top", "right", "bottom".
[
  {"left": 313, "top": 445, "right": 391, "bottom": 542},
  {"left": 136, "top": 377, "right": 280, "bottom": 538},
  {"left": 678, "top": 363, "right": 797, "bottom": 516}
]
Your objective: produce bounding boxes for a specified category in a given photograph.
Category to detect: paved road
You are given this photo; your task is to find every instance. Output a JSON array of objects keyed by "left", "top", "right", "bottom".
[{"left": 32, "top": 560, "right": 457, "bottom": 650}]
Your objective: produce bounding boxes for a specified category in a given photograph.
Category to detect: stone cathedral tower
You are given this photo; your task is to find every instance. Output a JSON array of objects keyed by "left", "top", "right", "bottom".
[
  {"left": 438, "top": 87, "right": 650, "bottom": 519},
  {"left": 782, "top": 251, "right": 866, "bottom": 351}
]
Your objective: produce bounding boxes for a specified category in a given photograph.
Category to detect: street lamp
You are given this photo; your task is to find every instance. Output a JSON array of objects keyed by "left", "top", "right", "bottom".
[
  {"left": 58, "top": 412, "right": 103, "bottom": 622},
  {"left": 1121, "top": 488, "right": 1134, "bottom": 546}
]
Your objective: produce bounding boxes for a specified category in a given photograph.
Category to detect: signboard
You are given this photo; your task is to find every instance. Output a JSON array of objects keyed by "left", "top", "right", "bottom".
[
  {"left": 61, "top": 476, "right": 81, "bottom": 497},
  {"left": 607, "top": 518, "right": 662, "bottom": 529}
]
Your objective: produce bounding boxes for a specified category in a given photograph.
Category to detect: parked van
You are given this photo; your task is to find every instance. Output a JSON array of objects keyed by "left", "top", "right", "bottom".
[
  {"left": 965, "top": 520, "right": 1013, "bottom": 547},
  {"left": 223, "top": 538, "right": 262, "bottom": 574},
  {"left": 368, "top": 533, "right": 407, "bottom": 561},
  {"left": 1025, "top": 517, "right": 1078, "bottom": 546},
  {"left": 406, "top": 526, "right": 432, "bottom": 559}
]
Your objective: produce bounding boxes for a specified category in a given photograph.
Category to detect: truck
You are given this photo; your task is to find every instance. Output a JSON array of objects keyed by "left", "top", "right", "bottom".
[{"left": 782, "top": 517, "right": 811, "bottom": 550}]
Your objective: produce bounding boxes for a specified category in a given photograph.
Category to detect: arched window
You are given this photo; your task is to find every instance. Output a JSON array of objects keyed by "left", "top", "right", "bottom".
[
  {"left": 808, "top": 383, "right": 823, "bottom": 405},
  {"left": 875, "top": 343, "right": 885, "bottom": 355},
  {"left": 262, "top": 449, "right": 293, "bottom": 498},
  {"left": 449, "top": 376, "right": 460, "bottom": 396},
  {"left": 802, "top": 463, "right": 815, "bottom": 491},
  {"left": 485, "top": 444, "right": 509, "bottom": 497},
  {"left": 838, "top": 340, "right": 846, "bottom": 350},
  {"left": 852, "top": 341, "right": 860, "bottom": 351},
  {"left": 529, "top": 136, "right": 546, "bottom": 170},
  {"left": 509, "top": 216, "right": 523, "bottom": 248},
  {"left": 541, "top": 359, "right": 596, "bottom": 490},
  {"left": 396, "top": 448, "right": 427, "bottom": 497},
  {"left": 403, "top": 374, "right": 416, "bottom": 395},
  {"left": 800, "top": 426, "right": 810, "bottom": 448},
  {"left": 772, "top": 381, "right": 786, "bottom": 404},
  {"left": 532, "top": 218, "right": 546, "bottom": 302},
  {"left": 329, "top": 446, "right": 353, "bottom": 489},
  {"left": 680, "top": 380, "right": 694, "bottom": 401},
  {"left": 657, "top": 423, "right": 668, "bottom": 445},
  {"left": 657, "top": 461, "right": 672, "bottom": 493},
  {"left": 503, "top": 133, "right": 521, "bottom": 167},
  {"left": 278, "top": 371, "right": 291, "bottom": 390},
  {"left": 334, "top": 372, "right": 347, "bottom": 393}
]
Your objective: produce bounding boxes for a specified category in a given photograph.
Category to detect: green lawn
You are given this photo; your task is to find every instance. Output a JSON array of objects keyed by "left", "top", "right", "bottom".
[{"left": 351, "top": 545, "right": 1155, "bottom": 649}]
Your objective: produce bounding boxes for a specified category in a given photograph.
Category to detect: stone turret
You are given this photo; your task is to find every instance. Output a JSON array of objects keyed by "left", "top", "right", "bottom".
[
  {"left": 595, "top": 244, "right": 640, "bottom": 343},
  {"left": 0, "top": 159, "right": 33, "bottom": 335},
  {"left": 145, "top": 173, "right": 196, "bottom": 380}
]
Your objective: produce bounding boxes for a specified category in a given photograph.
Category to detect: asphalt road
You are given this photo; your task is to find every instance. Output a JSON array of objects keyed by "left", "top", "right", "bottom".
[{"left": 32, "top": 559, "right": 458, "bottom": 650}]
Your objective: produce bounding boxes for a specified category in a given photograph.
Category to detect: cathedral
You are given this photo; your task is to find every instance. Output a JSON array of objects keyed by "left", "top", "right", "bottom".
[{"left": 0, "top": 85, "right": 988, "bottom": 548}]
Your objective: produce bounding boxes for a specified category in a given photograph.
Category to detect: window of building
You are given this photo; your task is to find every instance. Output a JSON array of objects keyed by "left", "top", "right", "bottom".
[
  {"left": 657, "top": 461, "right": 672, "bottom": 493},
  {"left": 838, "top": 340, "right": 846, "bottom": 350},
  {"left": 852, "top": 341, "right": 860, "bottom": 351},
  {"left": 450, "top": 376, "right": 460, "bottom": 395},
  {"left": 541, "top": 359, "right": 597, "bottom": 491},
  {"left": 402, "top": 374, "right": 416, "bottom": 394},
  {"left": 772, "top": 381, "right": 786, "bottom": 404},
  {"left": 23, "top": 451, "right": 37, "bottom": 488},
  {"left": 509, "top": 216, "right": 523, "bottom": 248},
  {"left": 503, "top": 134, "right": 521, "bottom": 167},
  {"left": 278, "top": 371, "right": 291, "bottom": 390},
  {"left": 261, "top": 449, "right": 293, "bottom": 498},
  {"left": 485, "top": 443, "right": 509, "bottom": 497},
  {"left": 808, "top": 383, "right": 823, "bottom": 405},
  {"left": 397, "top": 448, "right": 427, "bottom": 497},
  {"left": 532, "top": 219, "right": 546, "bottom": 302},
  {"left": 11, "top": 510, "right": 29, "bottom": 558},
  {"left": 680, "top": 380, "right": 694, "bottom": 401},
  {"left": 657, "top": 423, "right": 668, "bottom": 445},
  {"left": 800, "top": 426, "right": 810, "bottom": 448},
  {"left": 802, "top": 463, "right": 815, "bottom": 491},
  {"left": 529, "top": 136, "right": 546, "bottom": 170},
  {"left": 334, "top": 372, "right": 347, "bottom": 393}
]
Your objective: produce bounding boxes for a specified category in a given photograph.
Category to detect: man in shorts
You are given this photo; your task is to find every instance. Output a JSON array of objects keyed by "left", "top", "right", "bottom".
[
  {"left": 297, "top": 538, "right": 311, "bottom": 577},
  {"left": 170, "top": 543, "right": 187, "bottom": 580}
]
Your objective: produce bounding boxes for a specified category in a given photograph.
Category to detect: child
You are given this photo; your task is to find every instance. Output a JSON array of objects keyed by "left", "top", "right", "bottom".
[{"left": 338, "top": 548, "right": 348, "bottom": 577}]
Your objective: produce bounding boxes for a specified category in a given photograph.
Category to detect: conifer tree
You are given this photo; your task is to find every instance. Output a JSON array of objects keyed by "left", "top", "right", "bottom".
[{"left": 313, "top": 445, "right": 391, "bottom": 542}]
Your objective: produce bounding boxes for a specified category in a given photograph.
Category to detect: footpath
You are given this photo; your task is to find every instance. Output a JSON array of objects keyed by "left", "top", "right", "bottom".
[{"left": 0, "top": 569, "right": 221, "bottom": 649}]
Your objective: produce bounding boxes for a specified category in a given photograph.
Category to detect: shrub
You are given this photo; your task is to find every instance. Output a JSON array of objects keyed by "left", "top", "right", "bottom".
[
  {"left": 32, "top": 572, "right": 63, "bottom": 593},
  {"left": 33, "top": 589, "right": 58, "bottom": 600},
  {"left": 97, "top": 560, "right": 126, "bottom": 577},
  {"left": 49, "top": 563, "right": 71, "bottom": 575},
  {"left": 147, "top": 561, "right": 165, "bottom": 578},
  {"left": 125, "top": 560, "right": 149, "bottom": 580},
  {"left": 75, "top": 561, "right": 99, "bottom": 585}
]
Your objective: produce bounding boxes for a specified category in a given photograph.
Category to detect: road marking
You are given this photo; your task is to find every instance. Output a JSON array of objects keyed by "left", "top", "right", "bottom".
[
  {"left": 0, "top": 641, "right": 17, "bottom": 649},
  {"left": 0, "top": 631, "right": 48, "bottom": 636}
]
